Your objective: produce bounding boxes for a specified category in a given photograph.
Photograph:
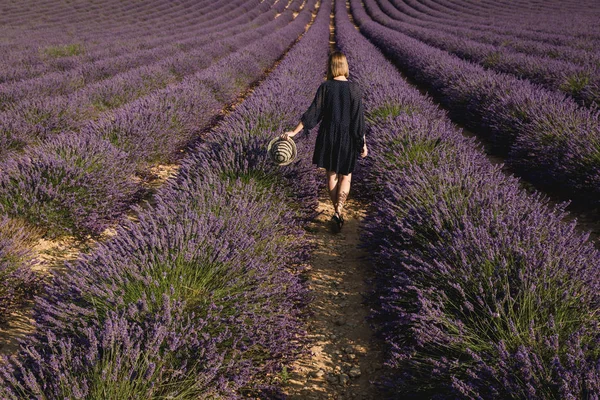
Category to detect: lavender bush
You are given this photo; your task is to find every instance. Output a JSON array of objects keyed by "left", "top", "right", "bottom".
[
  {"left": 85, "top": 84, "right": 221, "bottom": 164},
  {"left": 372, "top": 0, "right": 600, "bottom": 108},
  {"left": 336, "top": 1, "right": 600, "bottom": 397},
  {"left": 83, "top": 0, "right": 312, "bottom": 167},
  {"left": 351, "top": 0, "right": 600, "bottom": 208},
  {"left": 0, "top": 0, "right": 313, "bottom": 242},
  {"left": 0, "top": 0, "right": 329, "bottom": 396},
  {"left": 0, "top": 0, "right": 289, "bottom": 157},
  {"left": 0, "top": 218, "right": 39, "bottom": 323},
  {"left": 0, "top": 132, "right": 140, "bottom": 239},
  {"left": 1, "top": 296, "right": 234, "bottom": 399}
]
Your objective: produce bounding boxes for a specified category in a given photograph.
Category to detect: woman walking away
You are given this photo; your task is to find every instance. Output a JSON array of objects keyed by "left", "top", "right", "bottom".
[{"left": 281, "top": 51, "right": 367, "bottom": 232}]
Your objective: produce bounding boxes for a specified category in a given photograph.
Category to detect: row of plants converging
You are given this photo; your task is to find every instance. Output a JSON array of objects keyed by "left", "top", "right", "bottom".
[
  {"left": 351, "top": 0, "right": 600, "bottom": 212},
  {"left": 394, "top": 0, "right": 600, "bottom": 44},
  {"left": 0, "top": 0, "right": 269, "bottom": 108},
  {"left": 0, "top": 0, "right": 281, "bottom": 150},
  {"left": 0, "top": 0, "right": 312, "bottom": 324},
  {"left": 372, "top": 0, "right": 600, "bottom": 109},
  {"left": 336, "top": 0, "right": 600, "bottom": 398},
  {"left": 0, "top": 0, "right": 228, "bottom": 81},
  {"left": 0, "top": 0, "right": 330, "bottom": 397},
  {"left": 0, "top": 0, "right": 193, "bottom": 81},
  {"left": 386, "top": 0, "right": 600, "bottom": 68}
]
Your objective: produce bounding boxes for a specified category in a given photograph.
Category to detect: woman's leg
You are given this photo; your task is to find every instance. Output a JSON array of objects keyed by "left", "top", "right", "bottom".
[
  {"left": 336, "top": 173, "right": 352, "bottom": 217},
  {"left": 326, "top": 170, "right": 339, "bottom": 211}
]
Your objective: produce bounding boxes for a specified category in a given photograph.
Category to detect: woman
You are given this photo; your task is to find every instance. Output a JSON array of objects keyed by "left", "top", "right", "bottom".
[{"left": 282, "top": 51, "right": 367, "bottom": 231}]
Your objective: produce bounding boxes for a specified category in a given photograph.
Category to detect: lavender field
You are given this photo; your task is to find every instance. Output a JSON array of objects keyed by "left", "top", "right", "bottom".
[{"left": 1, "top": 0, "right": 599, "bottom": 398}]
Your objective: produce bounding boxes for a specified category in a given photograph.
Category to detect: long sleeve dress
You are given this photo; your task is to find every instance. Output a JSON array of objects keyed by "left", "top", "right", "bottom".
[{"left": 300, "top": 79, "right": 365, "bottom": 175}]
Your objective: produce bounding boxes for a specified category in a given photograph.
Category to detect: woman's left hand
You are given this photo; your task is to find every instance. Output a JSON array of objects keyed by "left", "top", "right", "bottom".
[
  {"left": 360, "top": 144, "right": 368, "bottom": 158},
  {"left": 280, "top": 131, "right": 295, "bottom": 140}
]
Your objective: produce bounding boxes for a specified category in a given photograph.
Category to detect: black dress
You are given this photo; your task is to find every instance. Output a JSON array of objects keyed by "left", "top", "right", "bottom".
[{"left": 301, "top": 79, "right": 365, "bottom": 175}]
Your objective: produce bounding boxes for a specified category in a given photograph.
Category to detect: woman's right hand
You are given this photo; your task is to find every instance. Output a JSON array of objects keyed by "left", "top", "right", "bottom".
[{"left": 280, "top": 131, "right": 295, "bottom": 140}]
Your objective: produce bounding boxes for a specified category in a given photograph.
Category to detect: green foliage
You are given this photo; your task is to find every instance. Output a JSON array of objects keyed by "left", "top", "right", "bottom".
[
  {"left": 278, "top": 366, "right": 290, "bottom": 384},
  {"left": 483, "top": 51, "right": 503, "bottom": 68},
  {"left": 245, "top": 112, "right": 286, "bottom": 136},
  {"left": 0, "top": 169, "right": 77, "bottom": 238},
  {"left": 0, "top": 218, "right": 39, "bottom": 319},
  {"left": 382, "top": 135, "right": 443, "bottom": 169},
  {"left": 0, "top": 126, "right": 28, "bottom": 154},
  {"left": 21, "top": 105, "right": 70, "bottom": 135},
  {"left": 560, "top": 71, "right": 590, "bottom": 97},
  {"left": 93, "top": 253, "right": 235, "bottom": 320},
  {"left": 366, "top": 102, "right": 419, "bottom": 124},
  {"left": 42, "top": 43, "right": 85, "bottom": 58},
  {"left": 90, "top": 92, "right": 130, "bottom": 112},
  {"left": 218, "top": 170, "right": 294, "bottom": 209},
  {"left": 55, "top": 331, "right": 206, "bottom": 400}
]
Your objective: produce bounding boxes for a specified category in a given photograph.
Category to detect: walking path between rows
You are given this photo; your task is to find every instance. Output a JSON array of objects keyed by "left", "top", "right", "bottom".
[
  {"left": 281, "top": 4, "right": 382, "bottom": 397},
  {"left": 282, "top": 184, "right": 382, "bottom": 399}
]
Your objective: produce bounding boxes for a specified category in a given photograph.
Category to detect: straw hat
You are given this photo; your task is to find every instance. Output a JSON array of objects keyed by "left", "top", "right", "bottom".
[{"left": 267, "top": 136, "right": 297, "bottom": 166}]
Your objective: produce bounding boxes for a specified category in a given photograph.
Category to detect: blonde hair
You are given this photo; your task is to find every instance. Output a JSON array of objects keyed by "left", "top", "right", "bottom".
[{"left": 327, "top": 51, "right": 349, "bottom": 80}]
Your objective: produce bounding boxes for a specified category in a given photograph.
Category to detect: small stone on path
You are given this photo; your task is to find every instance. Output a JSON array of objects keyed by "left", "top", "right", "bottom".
[
  {"left": 349, "top": 366, "right": 361, "bottom": 378},
  {"left": 339, "top": 373, "right": 350, "bottom": 385}
]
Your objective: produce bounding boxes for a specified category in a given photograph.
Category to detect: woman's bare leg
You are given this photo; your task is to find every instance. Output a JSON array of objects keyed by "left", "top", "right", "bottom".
[
  {"left": 336, "top": 173, "right": 352, "bottom": 217},
  {"left": 327, "top": 170, "right": 339, "bottom": 211}
]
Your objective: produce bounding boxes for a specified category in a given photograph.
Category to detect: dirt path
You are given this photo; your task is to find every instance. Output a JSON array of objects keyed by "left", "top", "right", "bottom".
[
  {"left": 282, "top": 179, "right": 382, "bottom": 399},
  {"left": 281, "top": 8, "right": 383, "bottom": 395}
]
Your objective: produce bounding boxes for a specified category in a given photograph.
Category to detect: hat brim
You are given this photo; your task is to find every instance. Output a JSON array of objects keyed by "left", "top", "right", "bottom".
[{"left": 267, "top": 137, "right": 297, "bottom": 166}]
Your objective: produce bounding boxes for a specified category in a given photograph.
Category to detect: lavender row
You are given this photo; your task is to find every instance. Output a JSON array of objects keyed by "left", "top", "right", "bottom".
[
  {"left": 391, "top": 0, "right": 600, "bottom": 57},
  {"left": 0, "top": 0, "right": 313, "bottom": 242},
  {"left": 452, "top": 0, "right": 600, "bottom": 27},
  {"left": 417, "top": 0, "right": 600, "bottom": 40},
  {"left": 403, "top": 0, "right": 600, "bottom": 56},
  {"left": 0, "top": 0, "right": 226, "bottom": 84},
  {"left": 400, "top": 0, "right": 600, "bottom": 50},
  {"left": 0, "top": 0, "right": 242, "bottom": 83},
  {"left": 0, "top": 0, "right": 293, "bottom": 159},
  {"left": 0, "top": 179, "right": 311, "bottom": 398},
  {"left": 372, "top": 0, "right": 600, "bottom": 108},
  {"left": 425, "top": 0, "right": 600, "bottom": 31},
  {"left": 0, "top": 0, "right": 273, "bottom": 110},
  {"left": 353, "top": 0, "right": 600, "bottom": 208},
  {"left": 0, "top": 0, "right": 203, "bottom": 62},
  {"left": 0, "top": 0, "right": 182, "bottom": 25},
  {"left": 0, "top": 0, "right": 263, "bottom": 104},
  {"left": 0, "top": 0, "right": 248, "bottom": 84},
  {"left": 0, "top": 0, "right": 329, "bottom": 396},
  {"left": 0, "top": 0, "right": 310, "bottom": 329},
  {"left": 0, "top": 218, "right": 39, "bottom": 325},
  {"left": 24, "top": 0, "right": 289, "bottom": 77},
  {"left": 336, "top": 1, "right": 600, "bottom": 397},
  {"left": 0, "top": 0, "right": 216, "bottom": 57},
  {"left": 0, "top": 0, "right": 313, "bottom": 319},
  {"left": 388, "top": 0, "right": 600, "bottom": 68}
]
